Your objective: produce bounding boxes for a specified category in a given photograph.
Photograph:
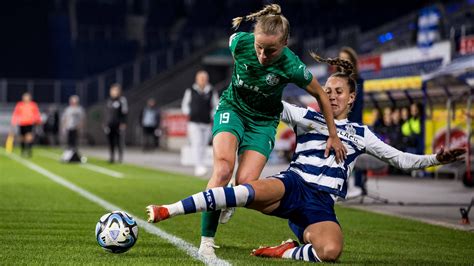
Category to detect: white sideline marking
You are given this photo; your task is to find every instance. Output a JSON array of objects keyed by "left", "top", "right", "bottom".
[
  {"left": 80, "top": 164, "right": 125, "bottom": 179},
  {"left": 38, "top": 149, "right": 124, "bottom": 179},
  {"left": 3, "top": 151, "right": 231, "bottom": 266}
]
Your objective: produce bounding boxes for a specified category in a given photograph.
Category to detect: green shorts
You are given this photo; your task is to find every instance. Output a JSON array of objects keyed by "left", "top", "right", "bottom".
[{"left": 213, "top": 102, "right": 279, "bottom": 159}]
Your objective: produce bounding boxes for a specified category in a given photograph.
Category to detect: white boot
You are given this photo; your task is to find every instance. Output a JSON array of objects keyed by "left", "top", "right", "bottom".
[{"left": 198, "top": 237, "right": 219, "bottom": 259}]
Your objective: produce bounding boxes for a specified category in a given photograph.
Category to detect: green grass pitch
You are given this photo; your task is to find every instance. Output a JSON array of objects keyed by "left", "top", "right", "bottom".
[{"left": 0, "top": 148, "right": 473, "bottom": 265}]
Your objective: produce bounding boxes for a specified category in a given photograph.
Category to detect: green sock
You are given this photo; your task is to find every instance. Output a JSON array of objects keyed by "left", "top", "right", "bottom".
[{"left": 201, "top": 210, "right": 221, "bottom": 237}]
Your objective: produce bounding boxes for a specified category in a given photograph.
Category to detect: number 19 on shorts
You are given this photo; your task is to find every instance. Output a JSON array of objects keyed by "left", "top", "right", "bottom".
[{"left": 219, "top": 112, "right": 230, "bottom": 124}]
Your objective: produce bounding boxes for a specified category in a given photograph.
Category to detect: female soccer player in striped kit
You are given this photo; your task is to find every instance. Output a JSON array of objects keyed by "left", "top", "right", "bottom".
[
  {"left": 147, "top": 54, "right": 465, "bottom": 262},
  {"left": 183, "top": 4, "right": 346, "bottom": 258}
]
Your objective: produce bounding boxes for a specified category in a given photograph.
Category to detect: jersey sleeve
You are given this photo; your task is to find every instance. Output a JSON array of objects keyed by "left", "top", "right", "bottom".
[
  {"left": 291, "top": 60, "right": 313, "bottom": 89},
  {"left": 281, "top": 101, "right": 307, "bottom": 128},
  {"left": 229, "top": 32, "right": 246, "bottom": 56},
  {"left": 364, "top": 126, "right": 439, "bottom": 169},
  {"left": 181, "top": 88, "right": 191, "bottom": 115}
]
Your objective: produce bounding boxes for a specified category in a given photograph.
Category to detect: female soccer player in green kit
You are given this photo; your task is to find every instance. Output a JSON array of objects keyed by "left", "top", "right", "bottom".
[{"left": 175, "top": 4, "right": 346, "bottom": 258}]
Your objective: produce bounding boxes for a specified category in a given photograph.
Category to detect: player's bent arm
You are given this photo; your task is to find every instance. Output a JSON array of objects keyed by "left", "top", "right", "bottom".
[
  {"left": 305, "top": 78, "right": 338, "bottom": 138},
  {"left": 305, "top": 78, "right": 348, "bottom": 161},
  {"left": 364, "top": 127, "right": 439, "bottom": 170}
]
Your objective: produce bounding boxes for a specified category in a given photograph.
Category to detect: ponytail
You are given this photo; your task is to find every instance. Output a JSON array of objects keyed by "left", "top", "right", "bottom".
[
  {"left": 232, "top": 4, "right": 281, "bottom": 30},
  {"left": 232, "top": 4, "right": 289, "bottom": 43},
  {"left": 309, "top": 51, "right": 357, "bottom": 94}
]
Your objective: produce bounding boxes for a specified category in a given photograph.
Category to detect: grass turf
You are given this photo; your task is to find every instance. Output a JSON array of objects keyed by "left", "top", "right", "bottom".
[{"left": 0, "top": 148, "right": 473, "bottom": 265}]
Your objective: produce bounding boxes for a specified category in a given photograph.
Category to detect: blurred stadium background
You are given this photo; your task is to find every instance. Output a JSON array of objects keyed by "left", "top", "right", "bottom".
[
  {"left": 0, "top": 0, "right": 473, "bottom": 263},
  {"left": 1, "top": 0, "right": 472, "bottom": 180}
]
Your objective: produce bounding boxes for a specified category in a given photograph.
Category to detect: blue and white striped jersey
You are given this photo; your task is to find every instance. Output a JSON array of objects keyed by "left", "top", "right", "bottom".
[{"left": 280, "top": 101, "right": 439, "bottom": 199}]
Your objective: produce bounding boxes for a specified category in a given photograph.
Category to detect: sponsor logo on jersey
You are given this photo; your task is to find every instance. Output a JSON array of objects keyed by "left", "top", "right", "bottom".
[
  {"left": 265, "top": 73, "right": 280, "bottom": 86},
  {"left": 318, "top": 124, "right": 361, "bottom": 145},
  {"left": 234, "top": 74, "right": 270, "bottom": 97}
]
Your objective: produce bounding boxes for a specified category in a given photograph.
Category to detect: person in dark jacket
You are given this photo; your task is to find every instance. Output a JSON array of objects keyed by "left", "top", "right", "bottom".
[
  {"left": 181, "top": 70, "right": 219, "bottom": 176},
  {"left": 140, "top": 98, "right": 160, "bottom": 151},
  {"left": 43, "top": 105, "right": 60, "bottom": 146},
  {"left": 103, "top": 83, "right": 128, "bottom": 163}
]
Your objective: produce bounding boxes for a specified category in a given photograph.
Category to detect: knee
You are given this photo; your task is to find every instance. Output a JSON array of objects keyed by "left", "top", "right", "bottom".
[
  {"left": 317, "top": 244, "right": 342, "bottom": 262},
  {"left": 212, "top": 160, "right": 233, "bottom": 184},
  {"left": 236, "top": 176, "right": 254, "bottom": 185}
]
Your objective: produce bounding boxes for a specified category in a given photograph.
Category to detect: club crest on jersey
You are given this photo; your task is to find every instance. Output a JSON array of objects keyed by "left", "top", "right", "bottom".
[
  {"left": 304, "top": 67, "right": 311, "bottom": 81},
  {"left": 346, "top": 124, "right": 356, "bottom": 136},
  {"left": 265, "top": 73, "right": 279, "bottom": 86}
]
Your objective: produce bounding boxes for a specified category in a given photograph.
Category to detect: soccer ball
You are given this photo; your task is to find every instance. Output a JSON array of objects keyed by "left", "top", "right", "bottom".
[{"left": 95, "top": 211, "right": 138, "bottom": 253}]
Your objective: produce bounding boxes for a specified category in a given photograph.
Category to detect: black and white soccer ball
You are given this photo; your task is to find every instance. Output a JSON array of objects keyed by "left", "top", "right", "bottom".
[{"left": 95, "top": 211, "right": 138, "bottom": 253}]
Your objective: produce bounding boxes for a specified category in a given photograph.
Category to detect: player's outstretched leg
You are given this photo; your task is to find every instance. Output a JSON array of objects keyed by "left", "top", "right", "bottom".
[{"left": 146, "top": 184, "right": 255, "bottom": 223}]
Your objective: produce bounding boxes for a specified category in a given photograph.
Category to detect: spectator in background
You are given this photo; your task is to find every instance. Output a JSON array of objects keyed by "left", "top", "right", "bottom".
[
  {"left": 388, "top": 107, "right": 403, "bottom": 150},
  {"left": 43, "top": 105, "right": 60, "bottom": 146},
  {"left": 371, "top": 108, "right": 384, "bottom": 132},
  {"left": 61, "top": 95, "right": 85, "bottom": 152},
  {"left": 10, "top": 92, "right": 41, "bottom": 157},
  {"left": 181, "top": 70, "right": 219, "bottom": 176},
  {"left": 379, "top": 106, "right": 393, "bottom": 143},
  {"left": 400, "top": 106, "right": 410, "bottom": 124},
  {"left": 140, "top": 98, "right": 161, "bottom": 151},
  {"left": 402, "top": 102, "right": 423, "bottom": 154},
  {"left": 388, "top": 107, "right": 405, "bottom": 175},
  {"left": 103, "top": 84, "right": 128, "bottom": 163}
]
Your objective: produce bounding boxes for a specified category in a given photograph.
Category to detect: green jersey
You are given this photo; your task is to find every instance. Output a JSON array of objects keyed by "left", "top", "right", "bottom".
[{"left": 220, "top": 32, "right": 313, "bottom": 120}]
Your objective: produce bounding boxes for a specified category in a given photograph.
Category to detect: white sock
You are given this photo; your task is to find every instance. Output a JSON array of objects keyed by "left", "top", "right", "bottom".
[
  {"left": 163, "top": 202, "right": 184, "bottom": 217},
  {"left": 165, "top": 184, "right": 255, "bottom": 216},
  {"left": 283, "top": 244, "right": 321, "bottom": 262}
]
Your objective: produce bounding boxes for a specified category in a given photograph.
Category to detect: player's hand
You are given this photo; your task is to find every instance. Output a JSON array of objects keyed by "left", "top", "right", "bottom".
[
  {"left": 325, "top": 135, "right": 347, "bottom": 164},
  {"left": 436, "top": 147, "right": 466, "bottom": 164}
]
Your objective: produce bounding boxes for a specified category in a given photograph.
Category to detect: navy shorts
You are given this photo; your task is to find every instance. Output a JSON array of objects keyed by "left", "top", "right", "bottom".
[{"left": 269, "top": 170, "right": 339, "bottom": 243}]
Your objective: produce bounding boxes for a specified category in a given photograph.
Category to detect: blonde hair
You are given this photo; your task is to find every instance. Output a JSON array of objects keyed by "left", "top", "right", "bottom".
[{"left": 232, "top": 4, "right": 289, "bottom": 42}]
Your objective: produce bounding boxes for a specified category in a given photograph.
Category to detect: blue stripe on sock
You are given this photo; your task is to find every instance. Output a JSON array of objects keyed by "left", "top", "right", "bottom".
[
  {"left": 292, "top": 246, "right": 302, "bottom": 260},
  {"left": 291, "top": 247, "right": 297, "bottom": 259},
  {"left": 299, "top": 246, "right": 305, "bottom": 260},
  {"left": 202, "top": 189, "right": 216, "bottom": 211},
  {"left": 223, "top": 187, "right": 236, "bottom": 207},
  {"left": 242, "top": 184, "right": 255, "bottom": 206},
  {"left": 306, "top": 245, "right": 318, "bottom": 262},
  {"left": 181, "top": 197, "right": 196, "bottom": 214}
]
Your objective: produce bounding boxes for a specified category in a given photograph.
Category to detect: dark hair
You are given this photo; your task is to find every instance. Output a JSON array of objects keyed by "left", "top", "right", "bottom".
[
  {"left": 339, "top": 46, "right": 359, "bottom": 78},
  {"left": 232, "top": 4, "right": 290, "bottom": 43},
  {"left": 309, "top": 51, "right": 357, "bottom": 95}
]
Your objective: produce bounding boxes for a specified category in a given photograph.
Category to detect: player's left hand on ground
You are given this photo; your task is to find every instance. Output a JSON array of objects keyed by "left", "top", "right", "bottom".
[
  {"left": 435, "top": 147, "right": 466, "bottom": 164},
  {"left": 326, "top": 135, "right": 347, "bottom": 164}
]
